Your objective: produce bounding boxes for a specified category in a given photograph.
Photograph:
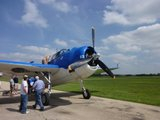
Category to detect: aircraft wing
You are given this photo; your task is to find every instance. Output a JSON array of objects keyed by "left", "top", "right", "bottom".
[{"left": 0, "top": 60, "right": 59, "bottom": 74}]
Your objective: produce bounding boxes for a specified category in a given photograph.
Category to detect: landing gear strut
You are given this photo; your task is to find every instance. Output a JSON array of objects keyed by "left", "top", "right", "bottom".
[
  {"left": 80, "top": 80, "right": 91, "bottom": 99},
  {"left": 40, "top": 72, "right": 51, "bottom": 106}
]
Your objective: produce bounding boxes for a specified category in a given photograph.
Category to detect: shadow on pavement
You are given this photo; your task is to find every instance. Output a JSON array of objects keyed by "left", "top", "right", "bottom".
[{"left": 0, "top": 91, "right": 82, "bottom": 112}]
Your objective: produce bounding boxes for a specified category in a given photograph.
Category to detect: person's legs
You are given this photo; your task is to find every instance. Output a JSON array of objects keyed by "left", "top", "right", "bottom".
[
  {"left": 0, "top": 81, "right": 1, "bottom": 89},
  {"left": 21, "top": 94, "right": 28, "bottom": 113},
  {"left": 33, "top": 91, "right": 38, "bottom": 108},
  {"left": 15, "top": 83, "right": 18, "bottom": 94},
  {"left": 19, "top": 95, "right": 23, "bottom": 111},
  {"left": 37, "top": 90, "right": 44, "bottom": 110}
]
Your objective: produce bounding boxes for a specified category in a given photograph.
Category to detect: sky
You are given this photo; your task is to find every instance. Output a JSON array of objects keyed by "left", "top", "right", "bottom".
[{"left": 0, "top": 0, "right": 160, "bottom": 74}]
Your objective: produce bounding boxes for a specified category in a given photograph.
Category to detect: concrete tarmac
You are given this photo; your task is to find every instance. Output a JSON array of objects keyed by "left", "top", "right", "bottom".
[{"left": 0, "top": 81, "right": 160, "bottom": 120}]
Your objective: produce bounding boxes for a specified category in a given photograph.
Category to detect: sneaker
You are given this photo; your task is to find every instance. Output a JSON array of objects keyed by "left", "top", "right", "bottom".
[
  {"left": 39, "top": 108, "right": 44, "bottom": 111},
  {"left": 26, "top": 111, "right": 29, "bottom": 114},
  {"left": 21, "top": 111, "right": 29, "bottom": 114}
]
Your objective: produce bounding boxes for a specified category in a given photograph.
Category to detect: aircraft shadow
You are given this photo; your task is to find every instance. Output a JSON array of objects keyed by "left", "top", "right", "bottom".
[
  {"left": 40, "top": 92, "right": 80, "bottom": 111},
  {"left": 0, "top": 90, "right": 98, "bottom": 104},
  {"left": 0, "top": 91, "right": 80, "bottom": 112},
  {"left": 0, "top": 96, "right": 21, "bottom": 104}
]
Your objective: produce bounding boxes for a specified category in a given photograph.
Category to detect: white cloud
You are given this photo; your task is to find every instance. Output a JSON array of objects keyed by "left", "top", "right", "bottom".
[
  {"left": 103, "top": 0, "right": 160, "bottom": 25},
  {"left": 108, "top": 53, "right": 137, "bottom": 64},
  {"left": 68, "top": 39, "right": 84, "bottom": 47},
  {"left": 103, "top": 24, "right": 160, "bottom": 54},
  {"left": 0, "top": 52, "right": 42, "bottom": 62},
  {"left": 96, "top": 46, "right": 109, "bottom": 53},
  {"left": 39, "top": 0, "right": 78, "bottom": 13},
  {"left": 21, "top": 0, "right": 48, "bottom": 28},
  {"left": 103, "top": 11, "right": 130, "bottom": 25},
  {"left": 102, "top": 23, "right": 160, "bottom": 74},
  {"left": 54, "top": 39, "right": 68, "bottom": 47},
  {"left": 0, "top": 45, "right": 57, "bottom": 62},
  {"left": 17, "top": 45, "right": 55, "bottom": 55}
]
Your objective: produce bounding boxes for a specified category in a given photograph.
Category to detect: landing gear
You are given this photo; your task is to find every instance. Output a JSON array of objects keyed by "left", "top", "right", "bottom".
[
  {"left": 82, "top": 89, "right": 91, "bottom": 99},
  {"left": 41, "top": 93, "right": 50, "bottom": 106},
  {"left": 40, "top": 72, "right": 52, "bottom": 106},
  {"left": 80, "top": 80, "right": 91, "bottom": 99}
]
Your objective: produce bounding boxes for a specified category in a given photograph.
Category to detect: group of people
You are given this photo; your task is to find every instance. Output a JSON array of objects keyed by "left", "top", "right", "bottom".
[{"left": 19, "top": 75, "right": 45, "bottom": 114}]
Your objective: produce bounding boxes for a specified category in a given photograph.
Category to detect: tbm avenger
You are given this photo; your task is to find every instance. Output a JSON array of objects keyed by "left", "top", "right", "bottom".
[{"left": 0, "top": 27, "right": 117, "bottom": 105}]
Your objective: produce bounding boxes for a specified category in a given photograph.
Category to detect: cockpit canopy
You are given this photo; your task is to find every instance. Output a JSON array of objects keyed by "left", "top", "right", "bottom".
[{"left": 50, "top": 49, "right": 70, "bottom": 60}]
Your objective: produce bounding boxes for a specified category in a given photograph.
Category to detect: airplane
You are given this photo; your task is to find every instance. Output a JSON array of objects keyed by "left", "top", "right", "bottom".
[{"left": 0, "top": 27, "right": 117, "bottom": 105}]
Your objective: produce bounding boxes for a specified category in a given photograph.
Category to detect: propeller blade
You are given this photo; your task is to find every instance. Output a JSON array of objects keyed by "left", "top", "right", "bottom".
[
  {"left": 95, "top": 59, "right": 115, "bottom": 78},
  {"left": 92, "top": 27, "right": 95, "bottom": 48}
]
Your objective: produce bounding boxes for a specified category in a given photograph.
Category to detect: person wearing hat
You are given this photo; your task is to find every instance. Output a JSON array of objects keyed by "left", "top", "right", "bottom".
[
  {"left": 19, "top": 75, "right": 29, "bottom": 114},
  {"left": 32, "top": 76, "right": 45, "bottom": 111}
]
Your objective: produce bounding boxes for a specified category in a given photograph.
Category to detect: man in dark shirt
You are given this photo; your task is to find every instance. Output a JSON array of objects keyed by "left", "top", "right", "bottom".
[{"left": 13, "top": 75, "right": 19, "bottom": 94}]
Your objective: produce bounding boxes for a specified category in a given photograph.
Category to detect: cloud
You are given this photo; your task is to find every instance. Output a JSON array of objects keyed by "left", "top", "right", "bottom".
[
  {"left": 54, "top": 39, "right": 68, "bottom": 47},
  {"left": 0, "top": 45, "right": 57, "bottom": 62},
  {"left": 96, "top": 46, "right": 109, "bottom": 53},
  {"left": 103, "top": 0, "right": 160, "bottom": 25},
  {"left": 21, "top": 0, "right": 48, "bottom": 28},
  {"left": 0, "top": 52, "right": 42, "bottom": 62},
  {"left": 39, "top": 0, "right": 78, "bottom": 13},
  {"left": 103, "top": 11, "right": 130, "bottom": 25},
  {"left": 108, "top": 53, "right": 137, "bottom": 64},
  {"left": 103, "top": 24, "right": 160, "bottom": 54},
  {"left": 101, "top": 23, "right": 160, "bottom": 74},
  {"left": 17, "top": 45, "right": 55, "bottom": 55}
]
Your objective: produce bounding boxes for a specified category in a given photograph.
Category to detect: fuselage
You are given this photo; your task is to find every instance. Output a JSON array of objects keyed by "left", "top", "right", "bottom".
[{"left": 50, "top": 64, "right": 98, "bottom": 86}]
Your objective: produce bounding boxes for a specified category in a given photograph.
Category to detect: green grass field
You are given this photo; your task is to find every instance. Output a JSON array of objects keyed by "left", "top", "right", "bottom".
[{"left": 54, "top": 76, "right": 160, "bottom": 106}]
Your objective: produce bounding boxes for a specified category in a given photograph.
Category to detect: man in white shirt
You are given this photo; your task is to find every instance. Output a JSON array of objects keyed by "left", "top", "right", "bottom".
[
  {"left": 19, "top": 75, "right": 29, "bottom": 114},
  {"left": 10, "top": 77, "right": 15, "bottom": 95}
]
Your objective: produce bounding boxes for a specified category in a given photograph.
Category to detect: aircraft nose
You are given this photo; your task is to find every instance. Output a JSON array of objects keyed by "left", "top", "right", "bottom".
[{"left": 85, "top": 47, "right": 96, "bottom": 58}]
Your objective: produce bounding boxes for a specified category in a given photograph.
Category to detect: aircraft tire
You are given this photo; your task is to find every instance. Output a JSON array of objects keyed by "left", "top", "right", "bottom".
[
  {"left": 82, "top": 89, "right": 91, "bottom": 99},
  {"left": 41, "top": 93, "right": 50, "bottom": 106}
]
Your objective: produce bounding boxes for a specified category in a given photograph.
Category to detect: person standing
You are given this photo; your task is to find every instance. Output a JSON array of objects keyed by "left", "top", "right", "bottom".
[
  {"left": 32, "top": 76, "right": 45, "bottom": 111},
  {"left": 19, "top": 75, "right": 29, "bottom": 114},
  {"left": 13, "top": 75, "right": 19, "bottom": 95},
  {"left": 10, "top": 76, "right": 15, "bottom": 96},
  {"left": 0, "top": 80, "right": 1, "bottom": 89}
]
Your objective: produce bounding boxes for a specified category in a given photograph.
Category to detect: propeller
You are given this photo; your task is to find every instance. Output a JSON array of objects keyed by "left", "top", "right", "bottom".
[
  {"left": 95, "top": 59, "right": 115, "bottom": 78},
  {"left": 91, "top": 27, "right": 115, "bottom": 78},
  {"left": 92, "top": 27, "right": 95, "bottom": 48}
]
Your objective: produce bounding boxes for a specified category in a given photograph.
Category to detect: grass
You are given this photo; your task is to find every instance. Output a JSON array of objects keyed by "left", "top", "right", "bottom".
[{"left": 54, "top": 76, "right": 160, "bottom": 106}]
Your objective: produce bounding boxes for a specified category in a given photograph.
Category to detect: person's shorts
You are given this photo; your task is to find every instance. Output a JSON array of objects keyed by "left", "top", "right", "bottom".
[{"left": 15, "top": 83, "right": 18, "bottom": 88}]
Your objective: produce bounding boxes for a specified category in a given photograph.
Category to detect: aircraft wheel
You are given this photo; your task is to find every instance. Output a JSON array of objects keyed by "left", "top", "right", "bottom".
[
  {"left": 82, "top": 89, "right": 91, "bottom": 99},
  {"left": 41, "top": 93, "right": 50, "bottom": 106}
]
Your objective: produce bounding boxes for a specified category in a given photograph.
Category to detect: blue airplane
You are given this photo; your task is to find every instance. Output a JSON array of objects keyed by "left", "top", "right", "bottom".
[{"left": 0, "top": 28, "right": 117, "bottom": 105}]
